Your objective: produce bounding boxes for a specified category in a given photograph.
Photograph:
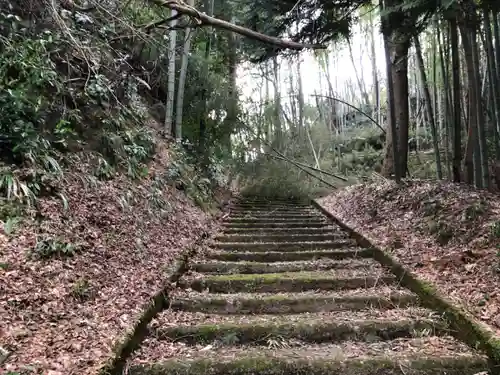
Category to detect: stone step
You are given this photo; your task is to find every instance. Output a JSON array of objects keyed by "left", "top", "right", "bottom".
[
  {"left": 215, "top": 234, "right": 348, "bottom": 243},
  {"left": 223, "top": 222, "right": 330, "bottom": 229},
  {"left": 230, "top": 211, "right": 325, "bottom": 219},
  {"left": 222, "top": 227, "right": 337, "bottom": 235},
  {"left": 226, "top": 217, "right": 326, "bottom": 224},
  {"left": 170, "top": 288, "right": 420, "bottom": 314},
  {"left": 152, "top": 312, "right": 446, "bottom": 346},
  {"left": 206, "top": 248, "right": 373, "bottom": 262},
  {"left": 211, "top": 240, "right": 356, "bottom": 252},
  {"left": 225, "top": 214, "right": 326, "bottom": 223},
  {"left": 232, "top": 203, "right": 309, "bottom": 209},
  {"left": 234, "top": 200, "right": 307, "bottom": 206},
  {"left": 191, "top": 258, "right": 380, "bottom": 274},
  {"left": 230, "top": 208, "right": 316, "bottom": 214},
  {"left": 128, "top": 337, "right": 488, "bottom": 375},
  {"left": 182, "top": 271, "right": 396, "bottom": 293}
]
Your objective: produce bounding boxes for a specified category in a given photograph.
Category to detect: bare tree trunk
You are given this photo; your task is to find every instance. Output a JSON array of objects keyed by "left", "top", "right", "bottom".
[
  {"left": 223, "top": 11, "right": 238, "bottom": 155},
  {"left": 381, "top": 0, "right": 402, "bottom": 182},
  {"left": 164, "top": 9, "right": 177, "bottom": 137},
  {"left": 459, "top": 23, "right": 479, "bottom": 185},
  {"left": 450, "top": 17, "right": 462, "bottom": 182},
  {"left": 415, "top": 35, "right": 443, "bottom": 179},
  {"left": 484, "top": 8, "right": 500, "bottom": 158},
  {"left": 369, "top": 11, "right": 380, "bottom": 124},
  {"left": 471, "top": 27, "right": 489, "bottom": 188},
  {"left": 174, "top": 0, "right": 195, "bottom": 141},
  {"left": 347, "top": 38, "right": 370, "bottom": 108},
  {"left": 297, "top": 57, "right": 305, "bottom": 140},
  {"left": 198, "top": 0, "right": 214, "bottom": 163},
  {"left": 272, "top": 56, "right": 283, "bottom": 146},
  {"left": 437, "top": 18, "right": 452, "bottom": 178}
]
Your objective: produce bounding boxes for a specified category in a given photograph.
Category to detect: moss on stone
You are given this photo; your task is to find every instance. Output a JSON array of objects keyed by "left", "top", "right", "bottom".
[
  {"left": 215, "top": 234, "right": 345, "bottom": 243},
  {"left": 186, "top": 272, "right": 396, "bottom": 293},
  {"left": 206, "top": 249, "right": 373, "bottom": 262},
  {"left": 126, "top": 355, "right": 488, "bottom": 375},
  {"left": 156, "top": 318, "right": 445, "bottom": 345},
  {"left": 312, "top": 199, "right": 500, "bottom": 374},
  {"left": 212, "top": 240, "right": 355, "bottom": 252},
  {"left": 171, "top": 292, "right": 419, "bottom": 315}
]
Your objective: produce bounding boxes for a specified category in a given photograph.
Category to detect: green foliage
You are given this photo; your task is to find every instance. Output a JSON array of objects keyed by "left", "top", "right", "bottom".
[
  {"left": 0, "top": 169, "right": 37, "bottom": 206},
  {"left": 0, "top": 19, "right": 75, "bottom": 168},
  {"left": 97, "top": 127, "right": 155, "bottom": 179},
  {"left": 165, "top": 142, "right": 214, "bottom": 208},
  {"left": 490, "top": 221, "right": 500, "bottom": 238},
  {"left": 32, "top": 236, "right": 77, "bottom": 259},
  {"left": 71, "top": 278, "right": 95, "bottom": 302},
  {"left": 2, "top": 216, "right": 21, "bottom": 235}
]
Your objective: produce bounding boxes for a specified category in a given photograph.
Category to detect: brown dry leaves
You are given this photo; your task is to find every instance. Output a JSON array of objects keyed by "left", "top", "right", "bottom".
[
  {"left": 0, "top": 144, "right": 218, "bottom": 374},
  {"left": 318, "top": 180, "right": 500, "bottom": 336}
]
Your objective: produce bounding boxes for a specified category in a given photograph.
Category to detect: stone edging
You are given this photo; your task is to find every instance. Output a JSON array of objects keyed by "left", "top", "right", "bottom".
[
  {"left": 99, "top": 230, "right": 210, "bottom": 375},
  {"left": 311, "top": 198, "right": 500, "bottom": 374}
]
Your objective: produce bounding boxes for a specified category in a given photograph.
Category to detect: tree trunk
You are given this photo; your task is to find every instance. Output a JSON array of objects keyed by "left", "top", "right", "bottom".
[
  {"left": 450, "top": 16, "right": 462, "bottom": 182},
  {"left": 198, "top": 0, "right": 214, "bottom": 164},
  {"left": 414, "top": 35, "right": 443, "bottom": 179},
  {"left": 459, "top": 24, "right": 479, "bottom": 185},
  {"left": 484, "top": 8, "right": 500, "bottom": 158},
  {"left": 272, "top": 56, "right": 283, "bottom": 146},
  {"left": 347, "top": 38, "right": 370, "bottom": 108},
  {"left": 174, "top": 0, "right": 195, "bottom": 141},
  {"left": 223, "top": 12, "right": 238, "bottom": 155},
  {"left": 381, "top": 29, "right": 410, "bottom": 179},
  {"left": 164, "top": 9, "right": 177, "bottom": 137},
  {"left": 369, "top": 11, "right": 380, "bottom": 123},
  {"left": 380, "top": 3, "right": 402, "bottom": 182},
  {"left": 470, "top": 27, "right": 489, "bottom": 188},
  {"left": 297, "top": 57, "right": 305, "bottom": 140}
]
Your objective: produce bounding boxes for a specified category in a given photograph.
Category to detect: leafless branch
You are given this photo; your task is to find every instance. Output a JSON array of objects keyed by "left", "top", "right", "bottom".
[{"left": 149, "top": 0, "right": 326, "bottom": 51}]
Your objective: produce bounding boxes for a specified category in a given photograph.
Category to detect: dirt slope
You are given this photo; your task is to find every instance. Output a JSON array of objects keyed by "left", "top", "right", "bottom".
[
  {"left": 318, "top": 180, "right": 500, "bottom": 336},
  {"left": 0, "top": 138, "right": 222, "bottom": 374}
]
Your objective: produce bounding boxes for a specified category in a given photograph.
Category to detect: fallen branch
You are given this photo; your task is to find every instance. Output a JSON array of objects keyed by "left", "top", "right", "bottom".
[
  {"left": 276, "top": 155, "right": 338, "bottom": 189},
  {"left": 311, "top": 94, "right": 385, "bottom": 133},
  {"left": 271, "top": 155, "right": 348, "bottom": 181},
  {"left": 240, "top": 123, "right": 337, "bottom": 188},
  {"left": 150, "top": 0, "right": 326, "bottom": 50},
  {"left": 138, "top": 13, "right": 184, "bottom": 32}
]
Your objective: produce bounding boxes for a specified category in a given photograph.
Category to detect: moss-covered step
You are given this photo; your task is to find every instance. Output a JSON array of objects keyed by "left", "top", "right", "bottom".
[
  {"left": 222, "top": 227, "right": 337, "bottom": 235},
  {"left": 153, "top": 316, "right": 446, "bottom": 346},
  {"left": 229, "top": 213, "right": 324, "bottom": 220},
  {"left": 231, "top": 204, "right": 309, "bottom": 210},
  {"left": 215, "top": 234, "right": 347, "bottom": 243},
  {"left": 206, "top": 248, "right": 373, "bottom": 262},
  {"left": 128, "top": 338, "right": 489, "bottom": 375},
  {"left": 226, "top": 217, "right": 326, "bottom": 224},
  {"left": 232, "top": 201, "right": 308, "bottom": 207},
  {"left": 211, "top": 240, "right": 355, "bottom": 252},
  {"left": 170, "top": 289, "right": 420, "bottom": 314},
  {"left": 191, "top": 258, "right": 380, "bottom": 274},
  {"left": 230, "top": 209, "right": 316, "bottom": 215},
  {"left": 182, "top": 271, "right": 397, "bottom": 293},
  {"left": 224, "top": 222, "right": 330, "bottom": 229}
]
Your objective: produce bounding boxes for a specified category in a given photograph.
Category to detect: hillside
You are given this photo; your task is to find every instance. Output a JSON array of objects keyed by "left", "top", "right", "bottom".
[
  {"left": 0, "top": 129, "right": 228, "bottom": 374},
  {"left": 0, "top": 2, "right": 233, "bottom": 373},
  {"left": 318, "top": 180, "right": 500, "bottom": 336}
]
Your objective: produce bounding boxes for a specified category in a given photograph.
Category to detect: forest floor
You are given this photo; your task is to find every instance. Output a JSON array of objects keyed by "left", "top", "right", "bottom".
[
  {"left": 318, "top": 180, "right": 500, "bottom": 337},
  {"left": 0, "top": 136, "right": 224, "bottom": 374}
]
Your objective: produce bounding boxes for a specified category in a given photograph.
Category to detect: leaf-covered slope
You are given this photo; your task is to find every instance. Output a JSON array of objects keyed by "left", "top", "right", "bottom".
[
  {"left": 1, "top": 134, "right": 222, "bottom": 374},
  {"left": 318, "top": 180, "right": 500, "bottom": 336}
]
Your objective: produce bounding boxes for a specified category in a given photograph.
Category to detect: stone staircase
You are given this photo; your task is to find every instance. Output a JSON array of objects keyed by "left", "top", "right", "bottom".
[{"left": 128, "top": 197, "right": 490, "bottom": 374}]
